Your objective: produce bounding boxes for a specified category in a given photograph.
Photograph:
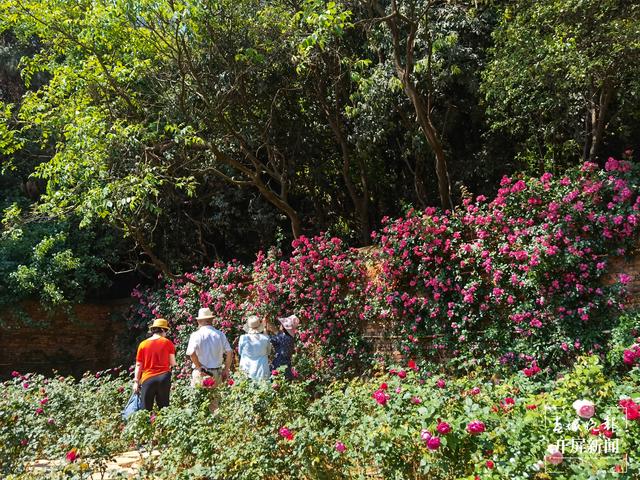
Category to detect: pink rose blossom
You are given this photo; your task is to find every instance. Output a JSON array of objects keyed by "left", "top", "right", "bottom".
[
  {"left": 466, "top": 420, "right": 486, "bottom": 435},
  {"left": 436, "top": 421, "right": 451, "bottom": 434},
  {"left": 279, "top": 427, "right": 294, "bottom": 441},
  {"left": 426, "top": 436, "right": 441, "bottom": 450},
  {"left": 572, "top": 399, "right": 595, "bottom": 419},
  {"left": 201, "top": 377, "right": 215, "bottom": 388},
  {"left": 545, "top": 445, "right": 563, "bottom": 465},
  {"left": 66, "top": 448, "right": 79, "bottom": 463},
  {"left": 372, "top": 389, "right": 390, "bottom": 406}
]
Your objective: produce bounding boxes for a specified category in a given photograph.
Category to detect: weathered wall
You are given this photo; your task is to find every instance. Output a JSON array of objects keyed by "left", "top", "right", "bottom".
[
  {"left": 603, "top": 255, "right": 640, "bottom": 307},
  {"left": 0, "top": 300, "right": 131, "bottom": 378}
]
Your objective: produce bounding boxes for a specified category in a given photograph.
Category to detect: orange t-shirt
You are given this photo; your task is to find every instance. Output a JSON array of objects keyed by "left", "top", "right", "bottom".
[{"left": 136, "top": 337, "right": 176, "bottom": 384}]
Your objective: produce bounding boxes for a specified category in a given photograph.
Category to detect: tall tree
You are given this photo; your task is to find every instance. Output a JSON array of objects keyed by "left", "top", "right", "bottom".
[
  {"left": 482, "top": 0, "right": 640, "bottom": 169},
  {"left": 363, "top": 0, "right": 457, "bottom": 210},
  {"left": 1, "top": 0, "right": 321, "bottom": 275}
]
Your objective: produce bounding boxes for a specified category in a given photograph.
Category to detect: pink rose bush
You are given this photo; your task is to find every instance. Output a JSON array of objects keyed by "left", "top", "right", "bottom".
[
  {"left": 128, "top": 237, "right": 373, "bottom": 380},
  {"left": 126, "top": 160, "right": 639, "bottom": 375},
  {"left": 1, "top": 356, "right": 640, "bottom": 477},
  {"left": 370, "top": 160, "right": 639, "bottom": 370}
]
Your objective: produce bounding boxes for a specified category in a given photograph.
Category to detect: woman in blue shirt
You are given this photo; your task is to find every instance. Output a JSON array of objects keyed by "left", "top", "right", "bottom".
[{"left": 238, "top": 315, "right": 272, "bottom": 382}]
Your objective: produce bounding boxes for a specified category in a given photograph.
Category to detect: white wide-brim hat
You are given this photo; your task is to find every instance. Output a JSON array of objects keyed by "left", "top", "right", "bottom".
[
  {"left": 244, "top": 315, "right": 264, "bottom": 334},
  {"left": 196, "top": 307, "right": 215, "bottom": 321}
]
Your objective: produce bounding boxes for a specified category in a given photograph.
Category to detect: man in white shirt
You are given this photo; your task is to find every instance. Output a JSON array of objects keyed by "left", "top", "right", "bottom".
[{"left": 186, "top": 307, "right": 234, "bottom": 410}]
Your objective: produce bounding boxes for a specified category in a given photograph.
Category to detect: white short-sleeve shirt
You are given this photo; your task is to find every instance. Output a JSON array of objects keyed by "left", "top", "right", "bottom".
[{"left": 186, "top": 325, "right": 232, "bottom": 369}]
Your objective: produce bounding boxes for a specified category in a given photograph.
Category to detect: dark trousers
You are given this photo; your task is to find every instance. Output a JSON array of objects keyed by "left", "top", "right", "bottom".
[{"left": 140, "top": 371, "right": 171, "bottom": 410}]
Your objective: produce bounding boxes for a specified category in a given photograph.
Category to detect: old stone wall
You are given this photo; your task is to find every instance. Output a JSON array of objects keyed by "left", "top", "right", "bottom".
[{"left": 0, "top": 300, "right": 131, "bottom": 378}]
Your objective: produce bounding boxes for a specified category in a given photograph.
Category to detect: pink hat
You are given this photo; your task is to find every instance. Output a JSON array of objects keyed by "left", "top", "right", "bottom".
[{"left": 278, "top": 315, "right": 299, "bottom": 336}]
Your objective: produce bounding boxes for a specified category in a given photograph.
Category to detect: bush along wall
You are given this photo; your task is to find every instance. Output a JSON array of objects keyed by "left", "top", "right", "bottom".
[
  {"left": 372, "top": 158, "right": 640, "bottom": 373},
  {"left": 128, "top": 159, "right": 640, "bottom": 378},
  {"left": 129, "top": 239, "right": 375, "bottom": 382}
]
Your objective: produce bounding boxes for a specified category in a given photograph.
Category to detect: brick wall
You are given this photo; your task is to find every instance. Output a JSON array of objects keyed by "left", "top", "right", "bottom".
[
  {"left": 603, "top": 255, "right": 640, "bottom": 307},
  {"left": 0, "top": 300, "right": 131, "bottom": 378}
]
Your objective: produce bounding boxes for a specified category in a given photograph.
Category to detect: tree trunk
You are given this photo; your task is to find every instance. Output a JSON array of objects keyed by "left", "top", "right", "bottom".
[
  {"left": 255, "top": 182, "right": 303, "bottom": 238},
  {"left": 589, "top": 82, "right": 614, "bottom": 163},
  {"left": 382, "top": 1, "right": 454, "bottom": 211},
  {"left": 414, "top": 152, "right": 428, "bottom": 208},
  {"left": 317, "top": 76, "right": 371, "bottom": 244},
  {"left": 404, "top": 82, "right": 453, "bottom": 210},
  {"left": 583, "top": 108, "right": 593, "bottom": 163}
]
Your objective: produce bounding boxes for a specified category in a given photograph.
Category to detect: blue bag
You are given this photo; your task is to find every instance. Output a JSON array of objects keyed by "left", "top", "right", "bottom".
[{"left": 122, "top": 391, "right": 142, "bottom": 421}]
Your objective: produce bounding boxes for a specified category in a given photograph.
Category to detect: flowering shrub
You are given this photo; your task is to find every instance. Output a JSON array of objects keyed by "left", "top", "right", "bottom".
[
  {"left": 0, "top": 368, "right": 131, "bottom": 476},
  {"left": 250, "top": 236, "right": 373, "bottom": 377},
  {"left": 129, "top": 260, "right": 252, "bottom": 347},
  {"left": 127, "top": 159, "right": 640, "bottom": 377},
  {"left": 370, "top": 159, "right": 640, "bottom": 369},
  {"left": 129, "top": 236, "right": 373, "bottom": 380}
]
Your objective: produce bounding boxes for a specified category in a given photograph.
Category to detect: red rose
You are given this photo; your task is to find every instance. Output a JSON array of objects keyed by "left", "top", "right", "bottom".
[{"left": 66, "top": 448, "right": 79, "bottom": 463}]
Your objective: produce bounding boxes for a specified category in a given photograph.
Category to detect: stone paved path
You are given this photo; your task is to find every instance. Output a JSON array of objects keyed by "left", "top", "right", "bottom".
[{"left": 29, "top": 450, "right": 160, "bottom": 479}]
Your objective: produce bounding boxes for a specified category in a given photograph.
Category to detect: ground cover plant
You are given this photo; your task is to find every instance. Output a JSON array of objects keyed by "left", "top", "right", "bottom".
[{"left": 1, "top": 355, "right": 640, "bottom": 479}]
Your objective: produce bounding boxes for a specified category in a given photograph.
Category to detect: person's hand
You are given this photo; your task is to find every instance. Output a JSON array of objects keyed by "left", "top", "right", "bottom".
[
  {"left": 221, "top": 368, "right": 229, "bottom": 381},
  {"left": 132, "top": 381, "right": 140, "bottom": 394}
]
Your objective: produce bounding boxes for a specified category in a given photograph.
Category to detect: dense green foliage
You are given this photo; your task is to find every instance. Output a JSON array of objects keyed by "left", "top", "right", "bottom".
[
  {"left": 482, "top": 0, "right": 640, "bottom": 170},
  {"left": 2, "top": 356, "right": 640, "bottom": 479},
  {"left": 0, "top": 177, "right": 121, "bottom": 313},
  {"left": 1, "top": 0, "right": 637, "bottom": 294}
]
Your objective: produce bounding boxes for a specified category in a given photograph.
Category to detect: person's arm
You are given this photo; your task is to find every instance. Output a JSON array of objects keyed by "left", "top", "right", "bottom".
[
  {"left": 190, "top": 352, "right": 202, "bottom": 370},
  {"left": 168, "top": 340, "right": 177, "bottom": 369},
  {"left": 263, "top": 316, "right": 273, "bottom": 334},
  {"left": 133, "top": 361, "right": 142, "bottom": 393},
  {"left": 186, "top": 334, "right": 200, "bottom": 370}
]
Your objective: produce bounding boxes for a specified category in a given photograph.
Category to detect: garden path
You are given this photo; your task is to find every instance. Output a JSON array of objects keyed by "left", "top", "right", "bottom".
[{"left": 28, "top": 449, "right": 160, "bottom": 479}]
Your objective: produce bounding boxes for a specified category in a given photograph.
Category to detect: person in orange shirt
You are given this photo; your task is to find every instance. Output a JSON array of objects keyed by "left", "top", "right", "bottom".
[{"left": 133, "top": 318, "right": 177, "bottom": 410}]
